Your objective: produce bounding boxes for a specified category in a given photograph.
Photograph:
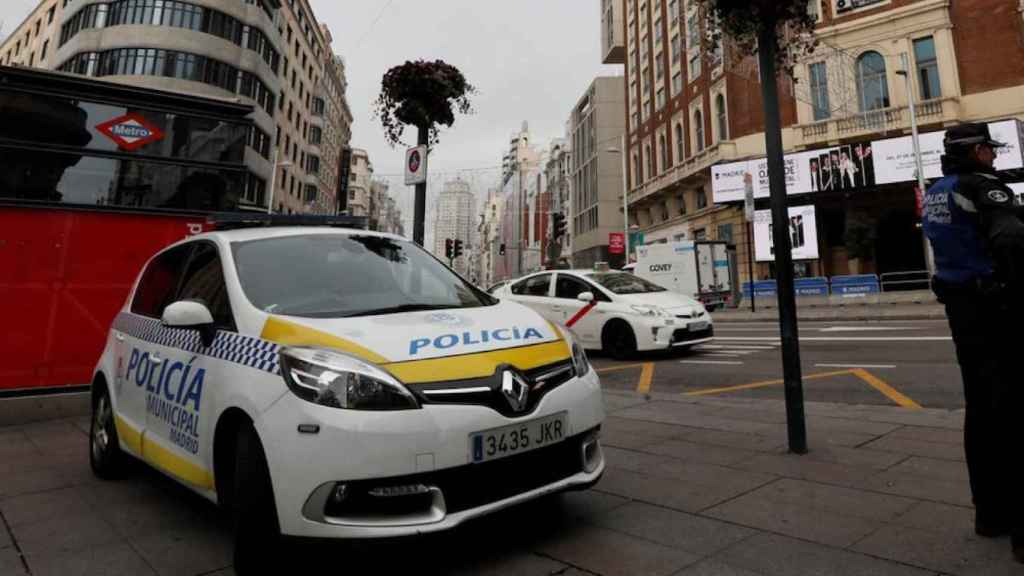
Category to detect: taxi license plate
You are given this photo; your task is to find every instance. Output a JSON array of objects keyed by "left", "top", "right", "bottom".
[
  {"left": 688, "top": 321, "right": 709, "bottom": 331},
  {"left": 470, "top": 412, "right": 567, "bottom": 463}
]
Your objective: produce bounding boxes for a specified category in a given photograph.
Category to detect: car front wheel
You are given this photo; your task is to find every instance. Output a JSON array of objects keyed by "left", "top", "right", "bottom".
[
  {"left": 90, "top": 383, "right": 126, "bottom": 479},
  {"left": 233, "top": 423, "right": 282, "bottom": 574},
  {"left": 603, "top": 321, "right": 637, "bottom": 360}
]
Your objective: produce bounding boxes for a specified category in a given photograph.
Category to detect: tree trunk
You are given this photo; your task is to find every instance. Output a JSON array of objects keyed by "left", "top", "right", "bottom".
[{"left": 758, "top": 25, "right": 807, "bottom": 455}]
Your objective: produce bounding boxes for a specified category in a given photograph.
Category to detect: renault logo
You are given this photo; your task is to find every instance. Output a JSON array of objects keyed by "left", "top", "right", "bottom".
[{"left": 501, "top": 370, "right": 530, "bottom": 413}]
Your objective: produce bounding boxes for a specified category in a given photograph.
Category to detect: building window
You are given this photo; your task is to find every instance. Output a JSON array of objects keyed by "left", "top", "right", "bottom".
[
  {"left": 913, "top": 36, "right": 941, "bottom": 100},
  {"left": 856, "top": 51, "right": 890, "bottom": 111},
  {"left": 632, "top": 153, "right": 640, "bottom": 187},
  {"left": 809, "top": 61, "right": 831, "bottom": 120},
  {"left": 671, "top": 35, "right": 681, "bottom": 63},
  {"left": 807, "top": 0, "right": 820, "bottom": 21},
  {"left": 645, "top": 144, "right": 653, "bottom": 180},
  {"left": 675, "top": 123, "right": 684, "bottom": 161},
  {"left": 656, "top": 87, "right": 665, "bottom": 110},
  {"left": 687, "top": 13, "right": 699, "bottom": 48},
  {"left": 717, "top": 223, "right": 734, "bottom": 243},
  {"left": 655, "top": 53, "right": 663, "bottom": 78},
  {"left": 669, "top": 0, "right": 679, "bottom": 21},
  {"left": 41, "top": 40, "right": 49, "bottom": 61},
  {"left": 677, "top": 191, "right": 687, "bottom": 215},
  {"left": 693, "top": 110, "right": 704, "bottom": 152},
  {"left": 715, "top": 94, "right": 727, "bottom": 141},
  {"left": 659, "top": 134, "right": 668, "bottom": 171},
  {"left": 309, "top": 125, "right": 322, "bottom": 145},
  {"left": 689, "top": 52, "right": 702, "bottom": 81},
  {"left": 696, "top": 189, "right": 707, "bottom": 209},
  {"left": 672, "top": 71, "right": 682, "bottom": 95}
]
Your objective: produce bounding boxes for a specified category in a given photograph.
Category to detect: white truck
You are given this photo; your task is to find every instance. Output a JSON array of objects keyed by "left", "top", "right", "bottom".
[{"left": 631, "top": 241, "right": 733, "bottom": 309}]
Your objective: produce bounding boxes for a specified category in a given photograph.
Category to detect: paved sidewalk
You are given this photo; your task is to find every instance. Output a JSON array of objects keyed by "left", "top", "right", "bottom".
[{"left": 1, "top": 391, "right": 1017, "bottom": 575}]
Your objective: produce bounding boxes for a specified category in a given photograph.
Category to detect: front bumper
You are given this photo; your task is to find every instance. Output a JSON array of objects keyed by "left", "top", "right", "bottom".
[
  {"left": 635, "top": 318, "right": 715, "bottom": 351},
  {"left": 258, "top": 368, "right": 605, "bottom": 539}
]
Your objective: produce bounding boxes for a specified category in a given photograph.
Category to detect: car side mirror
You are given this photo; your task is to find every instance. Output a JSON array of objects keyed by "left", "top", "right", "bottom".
[
  {"left": 162, "top": 300, "right": 216, "bottom": 348},
  {"left": 577, "top": 291, "right": 595, "bottom": 303}
]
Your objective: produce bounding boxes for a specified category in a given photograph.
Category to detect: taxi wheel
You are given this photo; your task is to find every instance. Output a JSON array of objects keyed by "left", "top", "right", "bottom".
[
  {"left": 603, "top": 321, "right": 637, "bottom": 360},
  {"left": 232, "top": 424, "right": 282, "bottom": 574},
  {"left": 89, "top": 384, "right": 125, "bottom": 479}
]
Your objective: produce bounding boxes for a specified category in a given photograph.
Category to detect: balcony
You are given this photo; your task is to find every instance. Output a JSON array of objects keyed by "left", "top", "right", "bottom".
[
  {"left": 796, "top": 96, "right": 961, "bottom": 147},
  {"left": 628, "top": 141, "right": 737, "bottom": 205}
]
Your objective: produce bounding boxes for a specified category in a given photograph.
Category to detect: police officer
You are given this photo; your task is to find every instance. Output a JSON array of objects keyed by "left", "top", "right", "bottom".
[{"left": 923, "top": 122, "right": 1024, "bottom": 562}]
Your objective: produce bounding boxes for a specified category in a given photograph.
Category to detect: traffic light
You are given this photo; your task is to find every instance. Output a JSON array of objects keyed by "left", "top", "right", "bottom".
[
  {"left": 552, "top": 212, "right": 567, "bottom": 239},
  {"left": 499, "top": 243, "right": 506, "bottom": 255},
  {"left": 453, "top": 239, "right": 464, "bottom": 259},
  {"left": 445, "top": 238, "right": 454, "bottom": 259}
]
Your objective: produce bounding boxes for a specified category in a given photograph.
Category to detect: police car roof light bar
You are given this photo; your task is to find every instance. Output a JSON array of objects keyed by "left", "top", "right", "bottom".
[{"left": 207, "top": 212, "right": 369, "bottom": 231}]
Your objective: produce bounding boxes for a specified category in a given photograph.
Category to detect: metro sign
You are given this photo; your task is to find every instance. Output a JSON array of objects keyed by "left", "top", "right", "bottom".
[{"left": 96, "top": 113, "right": 165, "bottom": 151}]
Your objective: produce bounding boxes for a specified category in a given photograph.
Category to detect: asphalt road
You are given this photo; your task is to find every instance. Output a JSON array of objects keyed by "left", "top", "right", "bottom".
[{"left": 591, "top": 319, "right": 965, "bottom": 410}]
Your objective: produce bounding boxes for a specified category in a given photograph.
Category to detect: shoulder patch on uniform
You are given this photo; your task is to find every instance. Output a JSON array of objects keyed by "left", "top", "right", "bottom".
[{"left": 988, "top": 189, "right": 1011, "bottom": 204}]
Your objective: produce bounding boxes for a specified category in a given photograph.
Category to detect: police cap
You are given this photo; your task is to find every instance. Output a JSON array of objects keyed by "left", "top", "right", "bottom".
[{"left": 943, "top": 123, "right": 1006, "bottom": 152}]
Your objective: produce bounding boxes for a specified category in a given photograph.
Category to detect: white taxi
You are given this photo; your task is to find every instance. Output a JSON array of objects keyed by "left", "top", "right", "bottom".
[
  {"left": 496, "top": 269, "right": 713, "bottom": 359},
  {"left": 88, "top": 221, "right": 605, "bottom": 571}
]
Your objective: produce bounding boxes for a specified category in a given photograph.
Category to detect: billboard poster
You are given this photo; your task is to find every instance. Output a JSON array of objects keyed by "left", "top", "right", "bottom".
[
  {"left": 754, "top": 205, "right": 820, "bottom": 262},
  {"left": 712, "top": 120, "right": 1024, "bottom": 204}
]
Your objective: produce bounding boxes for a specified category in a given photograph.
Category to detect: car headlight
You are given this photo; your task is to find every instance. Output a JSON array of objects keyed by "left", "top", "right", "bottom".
[
  {"left": 571, "top": 338, "right": 590, "bottom": 377},
  {"left": 278, "top": 347, "right": 419, "bottom": 410},
  {"left": 630, "top": 305, "right": 666, "bottom": 317}
]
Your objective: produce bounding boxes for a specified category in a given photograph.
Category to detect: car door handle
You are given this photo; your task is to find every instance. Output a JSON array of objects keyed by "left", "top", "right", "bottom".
[
  {"left": 149, "top": 354, "right": 164, "bottom": 365},
  {"left": 114, "top": 333, "right": 125, "bottom": 342},
  {"left": 551, "top": 306, "right": 563, "bottom": 311}
]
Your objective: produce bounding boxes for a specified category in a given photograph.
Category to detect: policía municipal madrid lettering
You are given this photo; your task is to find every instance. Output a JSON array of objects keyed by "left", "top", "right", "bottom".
[{"left": 126, "top": 348, "right": 204, "bottom": 454}]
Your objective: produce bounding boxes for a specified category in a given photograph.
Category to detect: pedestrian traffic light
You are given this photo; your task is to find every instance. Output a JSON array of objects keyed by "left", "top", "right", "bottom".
[
  {"left": 499, "top": 243, "right": 506, "bottom": 255},
  {"left": 445, "top": 238, "right": 454, "bottom": 259},
  {"left": 552, "top": 212, "right": 567, "bottom": 239},
  {"left": 453, "top": 239, "right": 464, "bottom": 259}
]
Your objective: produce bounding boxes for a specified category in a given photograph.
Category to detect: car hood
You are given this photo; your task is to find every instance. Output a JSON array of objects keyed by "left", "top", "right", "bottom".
[
  {"left": 259, "top": 300, "right": 571, "bottom": 384},
  {"left": 614, "top": 291, "right": 704, "bottom": 315}
]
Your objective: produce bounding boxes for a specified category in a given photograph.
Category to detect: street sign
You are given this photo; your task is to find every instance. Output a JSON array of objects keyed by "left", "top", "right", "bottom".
[
  {"left": 628, "top": 230, "right": 645, "bottom": 251},
  {"left": 405, "top": 145, "right": 427, "bottom": 185},
  {"left": 96, "top": 113, "right": 165, "bottom": 151},
  {"left": 609, "top": 232, "right": 625, "bottom": 254}
]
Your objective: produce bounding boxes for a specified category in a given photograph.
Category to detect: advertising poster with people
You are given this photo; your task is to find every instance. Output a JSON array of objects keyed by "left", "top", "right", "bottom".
[{"left": 753, "top": 205, "right": 820, "bottom": 262}]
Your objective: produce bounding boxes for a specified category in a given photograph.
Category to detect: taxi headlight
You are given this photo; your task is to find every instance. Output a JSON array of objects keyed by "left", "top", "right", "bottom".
[
  {"left": 630, "top": 305, "right": 665, "bottom": 318},
  {"left": 571, "top": 338, "right": 590, "bottom": 377},
  {"left": 278, "top": 347, "right": 419, "bottom": 410}
]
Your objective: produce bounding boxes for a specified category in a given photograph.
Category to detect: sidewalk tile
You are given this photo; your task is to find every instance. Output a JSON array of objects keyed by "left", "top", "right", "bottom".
[
  {"left": 651, "top": 459, "right": 776, "bottom": 494},
  {"left": 603, "top": 393, "right": 651, "bottom": 413},
  {"left": 747, "top": 478, "right": 917, "bottom": 521},
  {"left": 703, "top": 406, "right": 790, "bottom": 425},
  {"left": 0, "top": 487, "right": 94, "bottom": 528},
  {"left": 448, "top": 551, "right": 571, "bottom": 576},
  {"left": 891, "top": 501, "right": 976, "bottom": 536},
  {"left": 603, "top": 430, "right": 666, "bottom": 450},
  {"left": 643, "top": 438, "right": 756, "bottom": 466},
  {"left": 128, "top": 524, "right": 233, "bottom": 576},
  {"left": 677, "top": 429, "right": 787, "bottom": 453},
  {"left": 0, "top": 548, "right": 27, "bottom": 576},
  {"left": 25, "top": 541, "right": 157, "bottom": 576},
  {"left": 0, "top": 466, "right": 74, "bottom": 498},
  {"left": 806, "top": 415, "right": 902, "bottom": 437},
  {"left": 729, "top": 452, "right": 877, "bottom": 487},
  {"left": 557, "top": 490, "right": 631, "bottom": 523},
  {"left": 852, "top": 524, "right": 1011, "bottom": 575},
  {"left": 0, "top": 520, "right": 11, "bottom": 548},
  {"left": 604, "top": 416, "right": 695, "bottom": 439},
  {"left": 888, "top": 456, "right": 970, "bottom": 483},
  {"left": 888, "top": 426, "right": 965, "bottom": 445},
  {"left": 590, "top": 501, "right": 754, "bottom": 556},
  {"left": 534, "top": 524, "right": 700, "bottom": 576},
  {"left": 704, "top": 490, "right": 881, "bottom": 547},
  {"left": 614, "top": 404, "right": 780, "bottom": 435},
  {"left": 715, "top": 532, "right": 934, "bottom": 576},
  {"left": 595, "top": 468, "right": 762, "bottom": 513},
  {"left": 861, "top": 436, "right": 966, "bottom": 461},
  {"left": 857, "top": 470, "right": 973, "bottom": 507},
  {"left": 603, "top": 445, "right": 675, "bottom": 474},
  {"left": 11, "top": 511, "right": 122, "bottom": 555},
  {"left": 673, "top": 559, "right": 767, "bottom": 576},
  {"left": 99, "top": 495, "right": 208, "bottom": 540},
  {"left": 24, "top": 421, "right": 87, "bottom": 453},
  {"left": 801, "top": 444, "right": 909, "bottom": 470}
]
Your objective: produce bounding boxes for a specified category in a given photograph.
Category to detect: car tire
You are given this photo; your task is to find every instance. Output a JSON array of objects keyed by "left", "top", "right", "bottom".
[
  {"left": 232, "top": 423, "right": 282, "bottom": 575},
  {"left": 89, "top": 383, "right": 126, "bottom": 479},
  {"left": 603, "top": 321, "right": 637, "bottom": 360}
]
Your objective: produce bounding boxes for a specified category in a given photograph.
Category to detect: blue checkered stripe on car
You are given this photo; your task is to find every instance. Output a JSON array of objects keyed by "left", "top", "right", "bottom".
[{"left": 113, "top": 313, "right": 281, "bottom": 375}]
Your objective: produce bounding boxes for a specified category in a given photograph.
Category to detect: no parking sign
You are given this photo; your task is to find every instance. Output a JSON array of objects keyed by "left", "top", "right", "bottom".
[{"left": 405, "top": 145, "right": 428, "bottom": 185}]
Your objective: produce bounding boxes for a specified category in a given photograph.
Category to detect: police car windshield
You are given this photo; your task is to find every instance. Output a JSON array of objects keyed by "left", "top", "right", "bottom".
[
  {"left": 586, "top": 272, "right": 667, "bottom": 294},
  {"left": 232, "top": 234, "right": 495, "bottom": 318}
]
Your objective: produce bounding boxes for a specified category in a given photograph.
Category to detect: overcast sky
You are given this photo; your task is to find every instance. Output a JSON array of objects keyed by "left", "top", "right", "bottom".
[{"left": 0, "top": 0, "right": 621, "bottom": 232}]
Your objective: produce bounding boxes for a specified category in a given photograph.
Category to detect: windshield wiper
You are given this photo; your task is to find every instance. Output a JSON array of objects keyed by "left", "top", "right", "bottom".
[{"left": 342, "top": 303, "right": 460, "bottom": 318}]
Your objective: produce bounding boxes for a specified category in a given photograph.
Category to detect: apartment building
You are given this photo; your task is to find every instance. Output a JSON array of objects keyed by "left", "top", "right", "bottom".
[
  {"left": 568, "top": 76, "right": 626, "bottom": 269},
  {"left": 346, "top": 148, "right": 372, "bottom": 217},
  {"left": 497, "top": 122, "right": 541, "bottom": 280},
  {"left": 0, "top": 0, "right": 352, "bottom": 214},
  {"left": 545, "top": 139, "right": 573, "bottom": 267},
  {"left": 432, "top": 178, "right": 476, "bottom": 277}
]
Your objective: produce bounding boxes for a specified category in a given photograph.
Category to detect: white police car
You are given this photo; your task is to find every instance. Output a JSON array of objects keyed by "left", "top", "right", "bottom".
[
  {"left": 88, "top": 220, "right": 604, "bottom": 571},
  {"left": 496, "top": 269, "right": 713, "bottom": 359}
]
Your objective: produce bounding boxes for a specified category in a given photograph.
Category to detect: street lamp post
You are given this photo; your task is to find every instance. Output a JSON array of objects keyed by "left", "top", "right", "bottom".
[
  {"left": 897, "top": 53, "right": 936, "bottom": 274},
  {"left": 608, "top": 136, "right": 631, "bottom": 265},
  {"left": 266, "top": 147, "right": 294, "bottom": 214}
]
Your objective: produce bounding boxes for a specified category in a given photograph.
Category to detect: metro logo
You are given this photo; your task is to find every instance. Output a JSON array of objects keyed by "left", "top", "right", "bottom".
[{"left": 96, "top": 113, "right": 165, "bottom": 151}]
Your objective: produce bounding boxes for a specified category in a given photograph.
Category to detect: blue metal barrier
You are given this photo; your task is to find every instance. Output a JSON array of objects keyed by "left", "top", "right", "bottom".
[
  {"left": 794, "top": 277, "right": 829, "bottom": 296},
  {"left": 742, "top": 280, "right": 777, "bottom": 297},
  {"left": 830, "top": 274, "right": 880, "bottom": 295}
]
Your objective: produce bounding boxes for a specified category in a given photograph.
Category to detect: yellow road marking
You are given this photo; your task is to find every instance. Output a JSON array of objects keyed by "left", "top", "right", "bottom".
[
  {"left": 595, "top": 363, "right": 648, "bottom": 374},
  {"left": 683, "top": 370, "right": 854, "bottom": 397},
  {"left": 637, "top": 363, "right": 655, "bottom": 394},
  {"left": 851, "top": 368, "right": 922, "bottom": 409}
]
